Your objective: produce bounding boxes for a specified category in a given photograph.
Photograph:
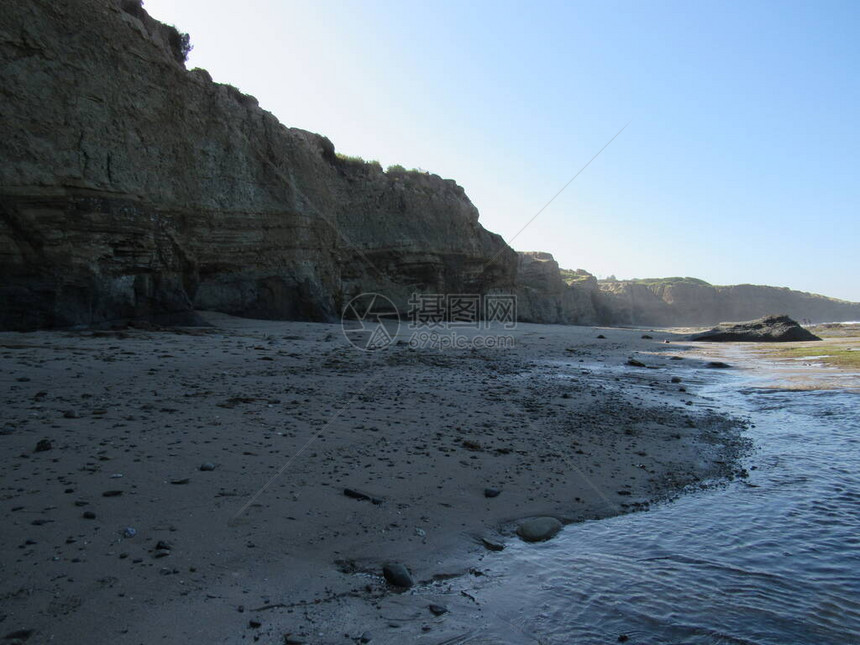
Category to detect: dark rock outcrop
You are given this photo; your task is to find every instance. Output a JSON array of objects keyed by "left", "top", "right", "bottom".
[
  {"left": 0, "top": 0, "right": 516, "bottom": 330},
  {"left": 690, "top": 315, "right": 822, "bottom": 343}
]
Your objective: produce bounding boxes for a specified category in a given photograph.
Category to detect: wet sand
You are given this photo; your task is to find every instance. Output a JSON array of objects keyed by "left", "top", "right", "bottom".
[{"left": 0, "top": 314, "right": 748, "bottom": 644}]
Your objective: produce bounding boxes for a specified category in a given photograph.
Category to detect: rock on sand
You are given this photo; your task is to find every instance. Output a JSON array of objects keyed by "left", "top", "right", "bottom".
[{"left": 516, "top": 517, "right": 563, "bottom": 542}]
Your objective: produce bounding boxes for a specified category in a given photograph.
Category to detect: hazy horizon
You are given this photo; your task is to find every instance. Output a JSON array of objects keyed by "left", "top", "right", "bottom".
[{"left": 144, "top": 0, "right": 860, "bottom": 302}]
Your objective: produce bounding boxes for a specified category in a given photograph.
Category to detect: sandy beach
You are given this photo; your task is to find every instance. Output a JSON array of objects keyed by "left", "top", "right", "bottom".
[{"left": 0, "top": 314, "right": 750, "bottom": 644}]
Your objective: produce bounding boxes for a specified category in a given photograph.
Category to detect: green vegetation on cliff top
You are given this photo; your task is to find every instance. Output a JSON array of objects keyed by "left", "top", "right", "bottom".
[
  {"left": 610, "top": 276, "right": 713, "bottom": 287},
  {"left": 559, "top": 269, "right": 595, "bottom": 286}
]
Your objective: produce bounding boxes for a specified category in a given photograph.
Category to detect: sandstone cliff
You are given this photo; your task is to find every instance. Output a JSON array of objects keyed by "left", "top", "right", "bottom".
[
  {"left": 516, "top": 252, "right": 599, "bottom": 325},
  {"left": 518, "top": 257, "right": 860, "bottom": 327},
  {"left": 2, "top": 1, "right": 857, "bottom": 332},
  {"left": 596, "top": 279, "right": 860, "bottom": 326},
  {"left": 0, "top": 0, "right": 516, "bottom": 330}
]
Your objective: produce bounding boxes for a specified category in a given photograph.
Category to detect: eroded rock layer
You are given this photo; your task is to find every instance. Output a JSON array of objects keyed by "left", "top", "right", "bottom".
[
  {"left": 0, "top": 0, "right": 516, "bottom": 330},
  {"left": 2, "top": 1, "right": 858, "bottom": 330}
]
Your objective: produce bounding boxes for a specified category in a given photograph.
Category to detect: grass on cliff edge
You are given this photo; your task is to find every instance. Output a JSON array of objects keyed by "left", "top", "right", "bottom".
[
  {"left": 559, "top": 269, "right": 595, "bottom": 285},
  {"left": 334, "top": 154, "right": 429, "bottom": 175},
  {"left": 623, "top": 277, "right": 713, "bottom": 287}
]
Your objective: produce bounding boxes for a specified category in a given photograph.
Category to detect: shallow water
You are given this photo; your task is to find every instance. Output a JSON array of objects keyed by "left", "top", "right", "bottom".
[{"left": 465, "top": 367, "right": 860, "bottom": 644}]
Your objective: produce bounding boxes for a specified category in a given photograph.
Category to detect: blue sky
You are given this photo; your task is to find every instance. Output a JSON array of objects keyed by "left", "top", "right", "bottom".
[{"left": 144, "top": 0, "right": 859, "bottom": 301}]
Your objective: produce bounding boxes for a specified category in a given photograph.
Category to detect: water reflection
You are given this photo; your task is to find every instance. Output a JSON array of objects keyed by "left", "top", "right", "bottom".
[{"left": 468, "top": 379, "right": 860, "bottom": 644}]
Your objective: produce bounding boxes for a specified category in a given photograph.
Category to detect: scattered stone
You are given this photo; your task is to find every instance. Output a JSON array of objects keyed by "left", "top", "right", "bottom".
[
  {"left": 618, "top": 635, "right": 629, "bottom": 643},
  {"left": 516, "top": 517, "right": 562, "bottom": 542},
  {"left": 343, "top": 488, "right": 383, "bottom": 504},
  {"left": 16, "top": 377, "right": 31, "bottom": 382},
  {"left": 170, "top": 478, "right": 191, "bottom": 485},
  {"left": 428, "top": 604, "right": 448, "bottom": 616},
  {"left": 382, "top": 563, "right": 414, "bottom": 588},
  {"left": 596, "top": 334, "right": 606, "bottom": 339},
  {"left": 122, "top": 527, "right": 137, "bottom": 538},
  {"left": 102, "top": 490, "right": 123, "bottom": 497},
  {"left": 670, "top": 376, "right": 682, "bottom": 383},
  {"left": 63, "top": 410, "right": 80, "bottom": 419},
  {"left": 480, "top": 537, "right": 505, "bottom": 552},
  {"left": 199, "top": 462, "right": 216, "bottom": 471},
  {"left": 484, "top": 488, "right": 501, "bottom": 498},
  {"left": 248, "top": 620, "right": 262, "bottom": 629},
  {"left": 3, "top": 629, "right": 35, "bottom": 642},
  {"left": 462, "top": 439, "right": 482, "bottom": 451},
  {"left": 706, "top": 361, "right": 731, "bottom": 369},
  {"left": 626, "top": 359, "right": 646, "bottom": 368},
  {"left": 358, "top": 632, "right": 372, "bottom": 644},
  {"left": 33, "top": 439, "right": 52, "bottom": 453},
  {"left": 641, "top": 334, "right": 653, "bottom": 339},
  {"left": 82, "top": 511, "right": 96, "bottom": 520}
]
